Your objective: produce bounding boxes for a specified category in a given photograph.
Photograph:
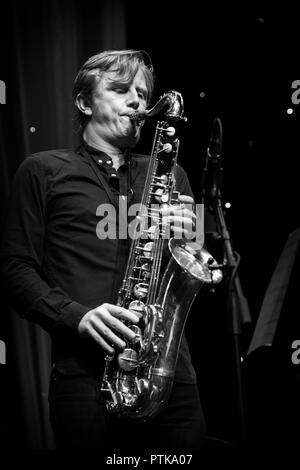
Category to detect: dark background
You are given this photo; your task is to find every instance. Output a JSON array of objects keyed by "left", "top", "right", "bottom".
[{"left": 0, "top": 0, "right": 300, "bottom": 458}]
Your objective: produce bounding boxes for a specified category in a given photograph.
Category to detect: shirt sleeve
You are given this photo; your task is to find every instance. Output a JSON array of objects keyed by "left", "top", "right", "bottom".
[
  {"left": 0, "top": 155, "right": 90, "bottom": 333},
  {"left": 175, "top": 164, "right": 205, "bottom": 247},
  {"left": 175, "top": 163, "right": 194, "bottom": 199}
]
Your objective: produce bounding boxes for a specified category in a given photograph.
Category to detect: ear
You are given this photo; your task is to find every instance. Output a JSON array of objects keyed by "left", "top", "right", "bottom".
[{"left": 75, "top": 93, "right": 92, "bottom": 116}]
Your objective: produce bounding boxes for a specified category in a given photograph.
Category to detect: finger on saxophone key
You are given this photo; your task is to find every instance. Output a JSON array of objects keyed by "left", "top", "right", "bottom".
[{"left": 107, "top": 304, "right": 140, "bottom": 323}]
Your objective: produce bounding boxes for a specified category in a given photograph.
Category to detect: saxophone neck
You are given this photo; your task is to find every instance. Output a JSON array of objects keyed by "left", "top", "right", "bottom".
[{"left": 130, "top": 90, "right": 187, "bottom": 123}]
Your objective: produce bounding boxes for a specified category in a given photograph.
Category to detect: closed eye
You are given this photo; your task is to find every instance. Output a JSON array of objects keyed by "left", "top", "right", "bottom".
[
  {"left": 111, "top": 84, "right": 147, "bottom": 101},
  {"left": 114, "top": 87, "right": 127, "bottom": 94},
  {"left": 136, "top": 88, "right": 147, "bottom": 101}
]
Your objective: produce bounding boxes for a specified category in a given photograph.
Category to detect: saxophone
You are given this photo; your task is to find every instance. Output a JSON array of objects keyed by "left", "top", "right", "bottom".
[{"left": 101, "top": 90, "right": 223, "bottom": 420}]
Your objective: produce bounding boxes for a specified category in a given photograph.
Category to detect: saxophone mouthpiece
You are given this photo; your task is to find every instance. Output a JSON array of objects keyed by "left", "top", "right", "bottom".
[{"left": 129, "top": 111, "right": 147, "bottom": 123}]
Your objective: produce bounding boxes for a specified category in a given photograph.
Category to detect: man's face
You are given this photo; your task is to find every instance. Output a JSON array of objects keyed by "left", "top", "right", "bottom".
[{"left": 89, "top": 68, "right": 148, "bottom": 148}]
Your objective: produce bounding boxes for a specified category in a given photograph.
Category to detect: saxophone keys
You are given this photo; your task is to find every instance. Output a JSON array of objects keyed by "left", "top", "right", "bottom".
[
  {"left": 142, "top": 241, "right": 153, "bottom": 258},
  {"left": 153, "top": 187, "right": 169, "bottom": 203},
  {"left": 157, "top": 142, "right": 172, "bottom": 154},
  {"left": 117, "top": 348, "right": 138, "bottom": 371},
  {"left": 129, "top": 325, "right": 142, "bottom": 344},
  {"left": 128, "top": 300, "right": 147, "bottom": 319},
  {"left": 133, "top": 282, "right": 148, "bottom": 299},
  {"left": 161, "top": 192, "right": 169, "bottom": 203},
  {"left": 141, "top": 263, "right": 151, "bottom": 279},
  {"left": 154, "top": 174, "right": 168, "bottom": 185},
  {"left": 165, "top": 126, "right": 176, "bottom": 137},
  {"left": 147, "top": 225, "right": 158, "bottom": 240}
]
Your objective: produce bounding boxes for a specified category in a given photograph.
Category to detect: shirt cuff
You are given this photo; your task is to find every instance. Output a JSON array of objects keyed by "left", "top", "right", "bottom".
[{"left": 57, "top": 301, "right": 91, "bottom": 330}]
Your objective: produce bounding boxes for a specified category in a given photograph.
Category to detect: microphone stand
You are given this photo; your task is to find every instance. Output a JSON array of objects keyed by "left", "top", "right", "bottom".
[
  {"left": 215, "top": 196, "right": 248, "bottom": 448},
  {"left": 203, "top": 119, "right": 251, "bottom": 448}
]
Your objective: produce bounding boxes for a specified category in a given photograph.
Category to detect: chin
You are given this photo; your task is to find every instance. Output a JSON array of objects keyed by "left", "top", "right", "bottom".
[{"left": 123, "top": 132, "right": 141, "bottom": 149}]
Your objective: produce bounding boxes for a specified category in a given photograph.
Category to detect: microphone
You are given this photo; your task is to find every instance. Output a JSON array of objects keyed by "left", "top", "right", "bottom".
[
  {"left": 202, "top": 117, "right": 224, "bottom": 204},
  {"left": 208, "top": 117, "right": 223, "bottom": 160}
]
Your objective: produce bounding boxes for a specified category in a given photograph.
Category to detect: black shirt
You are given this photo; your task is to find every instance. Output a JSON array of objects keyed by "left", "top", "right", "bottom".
[{"left": 0, "top": 143, "right": 197, "bottom": 383}]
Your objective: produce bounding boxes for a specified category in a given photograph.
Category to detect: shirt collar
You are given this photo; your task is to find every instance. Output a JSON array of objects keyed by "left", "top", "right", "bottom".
[{"left": 80, "top": 140, "right": 135, "bottom": 169}]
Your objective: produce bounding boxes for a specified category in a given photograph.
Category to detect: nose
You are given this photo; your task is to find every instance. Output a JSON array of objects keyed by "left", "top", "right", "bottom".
[{"left": 126, "top": 88, "right": 140, "bottom": 110}]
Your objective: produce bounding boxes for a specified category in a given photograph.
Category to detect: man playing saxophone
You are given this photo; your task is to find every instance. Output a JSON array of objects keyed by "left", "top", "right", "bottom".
[{"left": 0, "top": 50, "right": 206, "bottom": 453}]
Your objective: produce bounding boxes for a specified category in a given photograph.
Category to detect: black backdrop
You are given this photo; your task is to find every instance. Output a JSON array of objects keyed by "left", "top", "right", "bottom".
[{"left": 1, "top": 0, "right": 300, "bottom": 458}]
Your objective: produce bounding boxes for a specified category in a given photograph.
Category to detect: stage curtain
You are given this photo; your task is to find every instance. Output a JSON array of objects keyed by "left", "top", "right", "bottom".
[{"left": 0, "top": 0, "right": 126, "bottom": 450}]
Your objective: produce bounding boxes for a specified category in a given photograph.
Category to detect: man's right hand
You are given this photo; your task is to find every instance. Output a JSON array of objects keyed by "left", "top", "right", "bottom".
[{"left": 78, "top": 303, "right": 139, "bottom": 354}]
